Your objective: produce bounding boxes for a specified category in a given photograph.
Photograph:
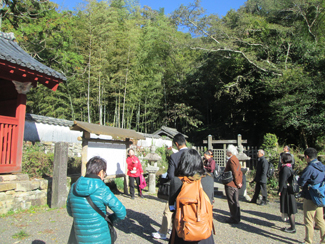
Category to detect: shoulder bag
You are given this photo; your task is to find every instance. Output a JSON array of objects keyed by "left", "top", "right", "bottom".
[
  {"left": 157, "top": 175, "right": 170, "bottom": 200},
  {"left": 86, "top": 196, "right": 117, "bottom": 244},
  {"left": 221, "top": 171, "right": 233, "bottom": 185}
]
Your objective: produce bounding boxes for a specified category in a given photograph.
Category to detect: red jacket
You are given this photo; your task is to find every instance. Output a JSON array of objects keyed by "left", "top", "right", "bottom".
[{"left": 127, "top": 155, "right": 143, "bottom": 177}]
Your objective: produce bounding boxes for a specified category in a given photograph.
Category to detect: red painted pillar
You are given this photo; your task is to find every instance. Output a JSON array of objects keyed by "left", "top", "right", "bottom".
[{"left": 14, "top": 94, "right": 27, "bottom": 172}]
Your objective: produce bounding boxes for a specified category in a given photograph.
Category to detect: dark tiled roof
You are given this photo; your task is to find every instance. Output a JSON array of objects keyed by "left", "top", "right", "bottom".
[
  {"left": 25, "top": 113, "right": 73, "bottom": 127},
  {"left": 153, "top": 126, "right": 188, "bottom": 138},
  {"left": 138, "top": 132, "right": 162, "bottom": 139},
  {"left": 0, "top": 32, "right": 66, "bottom": 81}
]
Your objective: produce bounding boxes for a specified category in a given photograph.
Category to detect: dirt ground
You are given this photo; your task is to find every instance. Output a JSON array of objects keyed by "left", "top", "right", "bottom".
[{"left": 0, "top": 183, "right": 323, "bottom": 244}]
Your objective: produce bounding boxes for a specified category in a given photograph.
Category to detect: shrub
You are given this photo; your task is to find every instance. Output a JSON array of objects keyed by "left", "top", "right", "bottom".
[{"left": 261, "top": 133, "right": 278, "bottom": 161}]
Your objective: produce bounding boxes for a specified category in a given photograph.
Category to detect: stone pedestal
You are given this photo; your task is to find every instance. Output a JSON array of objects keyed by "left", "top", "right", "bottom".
[
  {"left": 146, "top": 163, "right": 159, "bottom": 193},
  {"left": 239, "top": 167, "right": 251, "bottom": 201}
]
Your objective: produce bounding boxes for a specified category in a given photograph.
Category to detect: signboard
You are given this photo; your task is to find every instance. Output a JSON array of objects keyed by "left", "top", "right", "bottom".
[{"left": 88, "top": 142, "right": 126, "bottom": 176}]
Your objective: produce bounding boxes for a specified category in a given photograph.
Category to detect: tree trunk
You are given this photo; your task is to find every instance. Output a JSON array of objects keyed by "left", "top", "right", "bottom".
[{"left": 122, "top": 46, "right": 130, "bottom": 129}]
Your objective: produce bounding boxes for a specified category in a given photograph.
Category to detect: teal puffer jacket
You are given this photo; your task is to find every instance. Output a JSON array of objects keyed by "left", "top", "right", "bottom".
[{"left": 67, "top": 175, "right": 126, "bottom": 244}]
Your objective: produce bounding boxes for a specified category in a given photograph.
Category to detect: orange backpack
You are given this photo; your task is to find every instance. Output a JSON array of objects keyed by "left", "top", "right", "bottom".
[{"left": 173, "top": 176, "right": 214, "bottom": 242}]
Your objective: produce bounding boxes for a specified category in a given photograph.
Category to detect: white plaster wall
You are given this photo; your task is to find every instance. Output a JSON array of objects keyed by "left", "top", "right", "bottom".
[
  {"left": 137, "top": 138, "right": 172, "bottom": 148},
  {"left": 24, "top": 121, "right": 82, "bottom": 143}
]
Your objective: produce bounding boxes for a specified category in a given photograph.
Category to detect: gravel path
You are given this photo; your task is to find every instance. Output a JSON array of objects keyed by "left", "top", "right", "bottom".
[{"left": 0, "top": 184, "right": 323, "bottom": 244}]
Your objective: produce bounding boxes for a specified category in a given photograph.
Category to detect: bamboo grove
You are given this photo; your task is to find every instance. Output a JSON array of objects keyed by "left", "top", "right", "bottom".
[{"left": 1, "top": 0, "right": 325, "bottom": 147}]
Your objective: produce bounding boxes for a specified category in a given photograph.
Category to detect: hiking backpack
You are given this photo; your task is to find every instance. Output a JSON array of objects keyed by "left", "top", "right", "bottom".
[
  {"left": 287, "top": 169, "right": 299, "bottom": 194},
  {"left": 173, "top": 176, "right": 214, "bottom": 242},
  {"left": 267, "top": 161, "right": 275, "bottom": 178}
]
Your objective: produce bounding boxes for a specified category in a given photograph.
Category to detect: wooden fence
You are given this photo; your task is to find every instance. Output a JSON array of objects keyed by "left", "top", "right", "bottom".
[{"left": 195, "top": 146, "right": 259, "bottom": 170}]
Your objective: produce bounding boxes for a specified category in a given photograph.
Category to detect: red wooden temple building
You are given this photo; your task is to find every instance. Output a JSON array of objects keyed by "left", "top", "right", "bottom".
[{"left": 0, "top": 32, "right": 66, "bottom": 174}]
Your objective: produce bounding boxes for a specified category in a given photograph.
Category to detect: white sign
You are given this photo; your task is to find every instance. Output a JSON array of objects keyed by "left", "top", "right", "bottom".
[{"left": 88, "top": 142, "right": 126, "bottom": 176}]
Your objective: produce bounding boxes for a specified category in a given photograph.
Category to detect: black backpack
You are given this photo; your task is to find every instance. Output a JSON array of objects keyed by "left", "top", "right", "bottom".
[
  {"left": 287, "top": 169, "right": 299, "bottom": 194},
  {"left": 266, "top": 161, "right": 275, "bottom": 178}
]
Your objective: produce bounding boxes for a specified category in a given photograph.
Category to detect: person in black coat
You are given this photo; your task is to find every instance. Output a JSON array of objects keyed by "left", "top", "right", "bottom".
[
  {"left": 152, "top": 133, "right": 188, "bottom": 240},
  {"left": 278, "top": 153, "right": 297, "bottom": 233},
  {"left": 168, "top": 149, "right": 214, "bottom": 244},
  {"left": 250, "top": 149, "right": 268, "bottom": 205}
]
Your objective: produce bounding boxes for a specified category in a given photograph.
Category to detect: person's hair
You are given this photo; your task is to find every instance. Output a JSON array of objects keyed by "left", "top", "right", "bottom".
[
  {"left": 281, "top": 153, "right": 292, "bottom": 164},
  {"left": 208, "top": 149, "right": 213, "bottom": 157},
  {"left": 173, "top": 133, "right": 186, "bottom": 146},
  {"left": 175, "top": 149, "right": 206, "bottom": 177},
  {"left": 128, "top": 148, "right": 134, "bottom": 153},
  {"left": 258, "top": 149, "right": 265, "bottom": 155},
  {"left": 204, "top": 150, "right": 212, "bottom": 157},
  {"left": 284, "top": 145, "right": 290, "bottom": 151},
  {"left": 304, "top": 148, "right": 317, "bottom": 160},
  {"left": 86, "top": 156, "right": 107, "bottom": 175},
  {"left": 226, "top": 144, "right": 238, "bottom": 156}
]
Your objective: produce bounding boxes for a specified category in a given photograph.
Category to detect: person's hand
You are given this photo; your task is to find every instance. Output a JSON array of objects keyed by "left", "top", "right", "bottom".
[
  {"left": 279, "top": 192, "right": 281, "bottom": 196},
  {"left": 238, "top": 183, "right": 242, "bottom": 189}
]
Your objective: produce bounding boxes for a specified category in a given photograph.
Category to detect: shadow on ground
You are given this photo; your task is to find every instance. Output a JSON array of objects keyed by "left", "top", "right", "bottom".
[
  {"left": 116, "top": 208, "right": 167, "bottom": 243},
  {"left": 213, "top": 208, "right": 299, "bottom": 244}
]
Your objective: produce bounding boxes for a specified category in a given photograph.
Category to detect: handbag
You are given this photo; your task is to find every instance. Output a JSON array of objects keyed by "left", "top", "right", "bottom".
[
  {"left": 157, "top": 176, "right": 170, "bottom": 200},
  {"left": 86, "top": 196, "right": 117, "bottom": 244},
  {"left": 221, "top": 171, "right": 233, "bottom": 185},
  {"left": 139, "top": 174, "right": 147, "bottom": 190}
]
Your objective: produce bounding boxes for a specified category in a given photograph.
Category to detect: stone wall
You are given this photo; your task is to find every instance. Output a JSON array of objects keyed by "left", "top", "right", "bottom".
[
  {"left": 0, "top": 174, "right": 74, "bottom": 215},
  {"left": 24, "top": 141, "right": 82, "bottom": 158}
]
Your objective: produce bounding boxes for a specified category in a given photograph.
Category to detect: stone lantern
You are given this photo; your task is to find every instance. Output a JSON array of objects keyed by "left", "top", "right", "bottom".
[
  {"left": 144, "top": 146, "right": 161, "bottom": 193},
  {"left": 237, "top": 146, "right": 251, "bottom": 202}
]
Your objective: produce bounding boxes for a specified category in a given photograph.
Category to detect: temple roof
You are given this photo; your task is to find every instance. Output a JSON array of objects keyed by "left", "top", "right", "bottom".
[
  {"left": 0, "top": 32, "right": 66, "bottom": 91},
  {"left": 0, "top": 32, "right": 66, "bottom": 81},
  {"left": 152, "top": 126, "right": 188, "bottom": 139}
]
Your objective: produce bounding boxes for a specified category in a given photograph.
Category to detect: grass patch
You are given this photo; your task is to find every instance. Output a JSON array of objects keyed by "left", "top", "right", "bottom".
[
  {"left": 12, "top": 230, "right": 29, "bottom": 239},
  {"left": 0, "top": 204, "right": 50, "bottom": 218}
]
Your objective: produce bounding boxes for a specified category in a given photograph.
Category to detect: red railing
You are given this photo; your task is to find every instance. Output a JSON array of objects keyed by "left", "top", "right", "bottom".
[{"left": 0, "top": 115, "right": 18, "bottom": 167}]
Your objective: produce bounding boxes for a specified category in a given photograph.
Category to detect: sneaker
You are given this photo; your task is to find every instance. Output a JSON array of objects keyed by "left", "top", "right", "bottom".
[
  {"left": 152, "top": 231, "right": 167, "bottom": 240},
  {"left": 283, "top": 227, "right": 296, "bottom": 233}
]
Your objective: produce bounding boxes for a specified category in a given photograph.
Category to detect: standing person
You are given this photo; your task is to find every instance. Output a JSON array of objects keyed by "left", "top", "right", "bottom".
[
  {"left": 298, "top": 148, "right": 325, "bottom": 244},
  {"left": 224, "top": 144, "right": 242, "bottom": 224},
  {"left": 127, "top": 148, "right": 143, "bottom": 199},
  {"left": 152, "top": 133, "right": 188, "bottom": 240},
  {"left": 168, "top": 149, "right": 214, "bottom": 244},
  {"left": 203, "top": 150, "right": 216, "bottom": 174},
  {"left": 250, "top": 149, "right": 268, "bottom": 205},
  {"left": 278, "top": 153, "right": 297, "bottom": 233},
  {"left": 67, "top": 156, "right": 126, "bottom": 244},
  {"left": 279, "top": 145, "right": 295, "bottom": 170}
]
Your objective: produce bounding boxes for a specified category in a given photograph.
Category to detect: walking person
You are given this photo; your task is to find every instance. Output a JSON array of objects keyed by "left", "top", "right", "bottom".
[
  {"left": 127, "top": 148, "right": 144, "bottom": 199},
  {"left": 67, "top": 156, "right": 126, "bottom": 244},
  {"left": 278, "top": 153, "right": 297, "bottom": 233},
  {"left": 224, "top": 144, "right": 242, "bottom": 224},
  {"left": 152, "top": 133, "right": 188, "bottom": 240},
  {"left": 168, "top": 149, "right": 214, "bottom": 244},
  {"left": 298, "top": 148, "right": 325, "bottom": 244},
  {"left": 250, "top": 149, "right": 268, "bottom": 205}
]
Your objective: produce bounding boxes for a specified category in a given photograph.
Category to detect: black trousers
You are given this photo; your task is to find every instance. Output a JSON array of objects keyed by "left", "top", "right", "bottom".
[
  {"left": 129, "top": 176, "right": 141, "bottom": 197},
  {"left": 225, "top": 185, "right": 240, "bottom": 223},
  {"left": 252, "top": 182, "right": 267, "bottom": 202}
]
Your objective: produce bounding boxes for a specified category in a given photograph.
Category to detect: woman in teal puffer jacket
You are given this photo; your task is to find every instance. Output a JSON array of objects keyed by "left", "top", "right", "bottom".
[{"left": 67, "top": 156, "right": 126, "bottom": 244}]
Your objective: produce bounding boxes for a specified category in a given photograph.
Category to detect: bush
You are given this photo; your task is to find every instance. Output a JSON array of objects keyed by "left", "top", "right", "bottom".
[
  {"left": 22, "top": 150, "right": 54, "bottom": 178},
  {"left": 261, "top": 133, "right": 278, "bottom": 161}
]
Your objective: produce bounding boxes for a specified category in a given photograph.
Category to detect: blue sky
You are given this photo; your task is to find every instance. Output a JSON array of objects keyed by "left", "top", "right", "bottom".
[{"left": 52, "top": 0, "right": 247, "bottom": 17}]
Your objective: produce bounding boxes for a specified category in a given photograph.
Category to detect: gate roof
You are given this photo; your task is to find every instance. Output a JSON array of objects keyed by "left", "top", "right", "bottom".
[{"left": 70, "top": 121, "right": 145, "bottom": 140}]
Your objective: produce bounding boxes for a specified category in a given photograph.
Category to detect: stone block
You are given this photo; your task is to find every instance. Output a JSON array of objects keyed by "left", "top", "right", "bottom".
[
  {"left": 0, "top": 174, "right": 29, "bottom": 182},
  {"left": 0, "top": 182, "right": 16, "bottom": 192},
  {"left": 15, "top": 181, "right": 40, "bottom": 192},
  {"left": 39, "top": 179, "right": 49, "bottom": 190}
]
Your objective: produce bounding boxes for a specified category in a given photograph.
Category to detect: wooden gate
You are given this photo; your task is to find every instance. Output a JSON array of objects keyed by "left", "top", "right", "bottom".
[{"left": 0, "top": 115, "right": 19, "bottom": 172}]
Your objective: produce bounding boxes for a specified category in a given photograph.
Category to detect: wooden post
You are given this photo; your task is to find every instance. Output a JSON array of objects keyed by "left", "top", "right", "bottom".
[
  {"left": 124, "top": 139, "right": 130, "bottom": 195},
  {"left": 81, "top": 131, "right": 90, "bottom": 176},
  {"left": 208, "top": 135, "right": 213, "bottom": 150},
  {"left": 223, "top": 143, "right": 227, "bottom": 167},
  {"left": 51, "top": 142, "right": 68, "bottom": 208}
]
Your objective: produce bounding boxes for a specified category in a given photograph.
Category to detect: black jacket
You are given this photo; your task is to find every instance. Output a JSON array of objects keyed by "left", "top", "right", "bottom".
[
  {"left": 167, "top": 148, "right": 188, "bottom": 180},
  {"left": 254, "top": 156, "right": 268, "bottom": 184}
]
